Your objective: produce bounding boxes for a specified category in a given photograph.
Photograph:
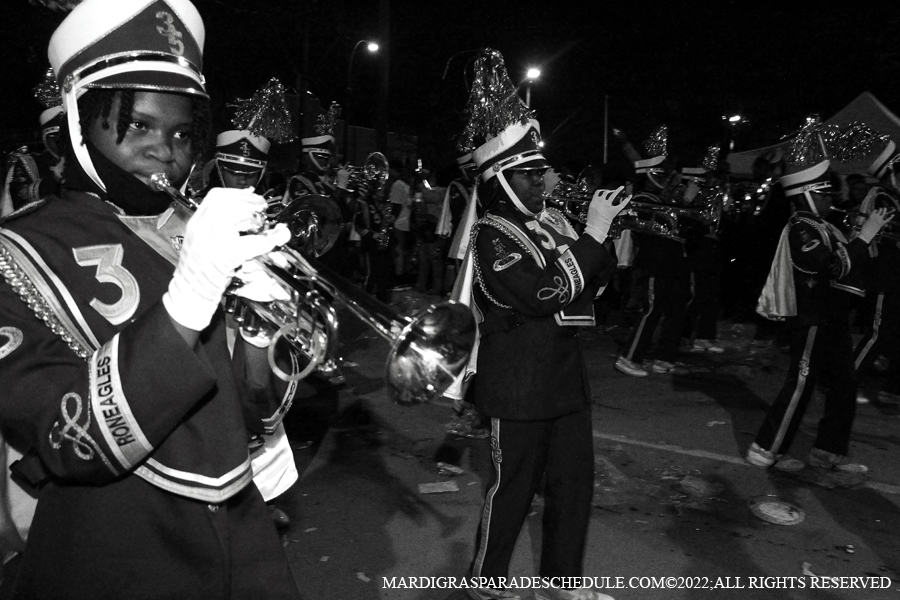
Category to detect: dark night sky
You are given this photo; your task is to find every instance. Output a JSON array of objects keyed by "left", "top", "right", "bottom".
[{"left": 3, "top": 1, "right": 899, "bottom": 172}]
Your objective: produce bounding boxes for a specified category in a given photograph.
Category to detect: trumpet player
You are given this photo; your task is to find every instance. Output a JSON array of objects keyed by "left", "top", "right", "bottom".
[
  {"left": 750, "top": 151, "right": 892, "bottom": 474},
  {"left": 0, "top": 0, "right": 304, "bottom": 597},
  {"left": 614, "top": 136, "right": 691, "bottom": 377},
  {"left": 461, "top": 48, "right": 621, "bottom": 600},
  {"left": 282, "top": 115, "right": 352, "bottom": 386},
  {"left": 201, "top": 126, "right": 298, "bottom": 531},
  {"left": 852, "top": 141, "right": 900, "bottom": 405}
]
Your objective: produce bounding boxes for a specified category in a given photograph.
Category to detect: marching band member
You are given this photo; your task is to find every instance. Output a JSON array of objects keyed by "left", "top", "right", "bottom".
[
  {"left": 681, "top": 157, "right": 725, "bottom": 354},
  {"left": 749, "top": 128, "right": 892, "bottom": 474},
  {"left": 0, "top": 71, "right": 65, "bottom": 218},
  {"left": 283, "top": 103, "right": 350, "bottom": 386},
  {"left": 459, "top": 48, "right": 621, "bottom": 600},
  {"left": 203, "top": 126, "right": 298, "bottom": 531},
  {"left": 852, "top": 139, "right": 900, "bottom": 404},
  {"left": 0, "top": 1, "right": 302, "bottom": 596},
  {"left": 614, "top": 127, "right": 691, "bottom": 376}
]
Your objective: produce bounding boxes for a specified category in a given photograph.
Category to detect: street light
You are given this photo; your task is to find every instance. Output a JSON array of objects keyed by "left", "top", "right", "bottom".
[
  {"left": 723, "top": 114, "right": 746, "bottom": 150},
  {"left": 524, "top": 67, "right": 541, "bottom": 108},
  {"left": 345, "top": 39, "right": 379, "bottom": 161}
]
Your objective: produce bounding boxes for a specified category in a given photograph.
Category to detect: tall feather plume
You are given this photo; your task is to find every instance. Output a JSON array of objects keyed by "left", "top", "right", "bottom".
[
  {"left": 33, "top": 67, "right": 61, "bottom": 109},
  {"left": 642, "top": 125, "right": 668, "bottom": 158},
  {"left": 784, "top": 116, "right": 837, "bottom": 168},
  {"left": 457, "top": 48, "right": 534, "bottom": 155},
  {"left": 829, "top": 121, "right": 891, "bottom": 164},
  {"left": 229, "top": 78, "right": 296, "bottom": 143},
  {"left": 702, "top": 143, "right": 721, "bottom": 171},
  {"left": 315, "top": 102, "right": 341, "bottom": 137}
]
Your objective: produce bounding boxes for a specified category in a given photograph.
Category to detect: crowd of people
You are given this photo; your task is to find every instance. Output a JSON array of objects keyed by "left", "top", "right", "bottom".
[{"left": 1, "top": 2, "right": 899, "bottom": 599}]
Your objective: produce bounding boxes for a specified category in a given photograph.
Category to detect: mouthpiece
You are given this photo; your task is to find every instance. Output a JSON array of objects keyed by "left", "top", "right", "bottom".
[{"left": 150, "top": 172, "right": 199, "bottom": 210}]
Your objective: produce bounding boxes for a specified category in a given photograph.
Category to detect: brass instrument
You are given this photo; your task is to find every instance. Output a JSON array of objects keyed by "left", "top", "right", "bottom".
[
  {"left": 150, "top": 173, "right": 477, "bottom": 405},
  {"left": 346, "top": 151, "right": 389, "bottom": 196},
  {"left": 612, "top": 193, "right": 715, "bottom": 242},
  {"left": 838, "top": 186, "right": 900, "bottom": 243},
  {"left": 543, "top": 177, "right": 594, "bottom": 224},
  {"left": 543, "top": 179, "right": 716, "bottom": 242}
]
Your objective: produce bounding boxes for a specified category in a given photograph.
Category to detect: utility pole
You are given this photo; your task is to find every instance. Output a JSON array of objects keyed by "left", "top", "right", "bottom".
[{"left": 375, "top": 0, "right": 389, "bottom": 155}]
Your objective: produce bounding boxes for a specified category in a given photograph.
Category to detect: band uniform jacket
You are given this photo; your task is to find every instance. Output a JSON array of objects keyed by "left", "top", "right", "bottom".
[
  {"left": 786, "top": 210, "right": 871, "bottom": 327},
  {"left": 471, "top": 203, "right": 616, "bottom": 421},
  {"left": 0, "top": 190, "right": 297, "bottom": 597}
]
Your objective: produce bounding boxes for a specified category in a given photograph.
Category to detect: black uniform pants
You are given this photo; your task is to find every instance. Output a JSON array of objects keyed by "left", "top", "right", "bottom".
[
  {"left": 684, "top": 267, "right": 721, "bottom": 341},
  {"left": 620, "top": 267, "right": 690, "bottom": 363},
  {"left": 755, "top": 321, "right": 858, "bottom": 456},
  {"left": 470, "top": 407, "right": 594, "bottom": 580},
  {"left": 853, "top": 290, "right": 900, "bottom": 387}
]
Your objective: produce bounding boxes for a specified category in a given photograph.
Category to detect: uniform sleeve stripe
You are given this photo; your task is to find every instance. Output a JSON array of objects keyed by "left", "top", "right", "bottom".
[
  {"left": 0, "top": 230, "right": 101, "bottom": 351},
  {"left": 555, "top": 249, "right": 585, "bottom": 297},
  {"left": 91, "top": 337, "right": 154, "bottom": 470},
  {"left": 135, "top": 458, "right": 253, "bottom": 502}
]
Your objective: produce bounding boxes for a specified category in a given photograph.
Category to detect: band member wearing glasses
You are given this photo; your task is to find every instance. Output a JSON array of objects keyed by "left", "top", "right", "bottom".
[
  {"left": 460, "top": 50, "right": 625, "bottom": 598},
  {"left": 0, "top": 1, "right": 301, "bottom": 597}
]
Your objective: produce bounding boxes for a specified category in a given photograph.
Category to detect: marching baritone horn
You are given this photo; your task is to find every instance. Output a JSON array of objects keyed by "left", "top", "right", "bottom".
[
  {"left": 345, "top": 151, "right": 390, "bottom": 195},
  {"left": 150, "top": 173, "right": 477, "bottom": 405}
]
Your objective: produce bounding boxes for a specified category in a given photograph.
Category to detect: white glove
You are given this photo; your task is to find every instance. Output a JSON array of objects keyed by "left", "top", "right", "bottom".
[
  {"left": 858, "top": 207, "right": 895, "bottom": 244},
  {"left": 163, "top": 187, "right": 291, "bottom": 331},
  {"left": 583, "top": 186, "right": 631, "bottom": 243},
  {"left": 336, "top": 167, "right": 351, "bottom": 190},
  {"left": 232, "top": 260, "right": 292, "bottom": 303}
]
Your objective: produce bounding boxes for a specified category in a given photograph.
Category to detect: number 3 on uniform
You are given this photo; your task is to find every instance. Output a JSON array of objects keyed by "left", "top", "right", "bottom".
[{"left": 73, "top": 244, "right": 140, "bottom": 325}]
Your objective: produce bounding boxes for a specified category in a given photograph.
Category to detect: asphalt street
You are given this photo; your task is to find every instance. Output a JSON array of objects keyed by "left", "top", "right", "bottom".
[{"left": 275, "top": 291, "right": 900, "bottom": 600}]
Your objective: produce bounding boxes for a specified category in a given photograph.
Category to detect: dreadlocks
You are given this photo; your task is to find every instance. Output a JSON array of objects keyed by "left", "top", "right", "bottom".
[{"left": 73, "top": 89, "right": 212, "bottom": 160}]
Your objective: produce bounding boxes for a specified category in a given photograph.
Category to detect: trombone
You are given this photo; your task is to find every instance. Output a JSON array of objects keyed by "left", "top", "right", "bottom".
[{"left": 150, "top": 173, "right": 477, "bottom": 405}]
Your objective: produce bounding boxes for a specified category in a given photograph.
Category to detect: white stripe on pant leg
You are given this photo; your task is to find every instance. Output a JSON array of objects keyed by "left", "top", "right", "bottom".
[
  {"left": 854, "top": 292, "right": 884, "bottom": 371},
  {"left": 624, "top": 275, "right": 656, "bottom": 361},
  {"left": 471, "top": 417, "right": 502, "bottom": 578},
  {"left": 771, "top": 326, "right": 817, "bottom": 454}
]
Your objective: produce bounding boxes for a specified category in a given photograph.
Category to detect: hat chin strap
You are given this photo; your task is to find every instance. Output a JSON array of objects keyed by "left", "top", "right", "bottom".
[
  {"left": 307, "top": 152, "right": 330, "bottom": 174},
  {"left": 64, "top": 88, "right": 104, "bottom": 193},
  {"left": 497, "top": 170, "right": 539, "bottom": 217},
  {"left": 65, "top": 61, "right": 205, "bottom": 194},
  {"left": 216, "top": 160, "right": 264, "bottom": 188},
  {"left": 803, "top": 191, "right": 820, "bottom": 217}
]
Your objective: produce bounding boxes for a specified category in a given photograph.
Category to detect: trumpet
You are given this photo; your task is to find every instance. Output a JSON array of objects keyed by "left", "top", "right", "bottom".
[
  {"left": 833, "top": 187, "right": 900, "bottom": 243},
  {"left": 543, "top": 180, "right": 717, "bottom": 242},
  {"left": 149, "top": 173, "right": 477, "bottom": 405},
  {"left": 345, "top": 151, "right": 389, "bottom": 196}
]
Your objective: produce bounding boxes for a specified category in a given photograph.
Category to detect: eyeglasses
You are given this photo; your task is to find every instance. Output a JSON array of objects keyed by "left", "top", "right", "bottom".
[
  {"left": 220, "top": 165, "right": 262, "bottom": 178},
  {"left": 508, "top": 168, "right": 548, "bottom": 178}
]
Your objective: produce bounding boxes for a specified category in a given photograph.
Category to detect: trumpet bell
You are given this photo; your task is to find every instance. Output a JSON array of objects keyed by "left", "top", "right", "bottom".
[
  {"left": 387, "top": 301, "right": 478, "bottom": 405},
  {"left": 277, "top": 194, "right": 343, "bottom": 257}
]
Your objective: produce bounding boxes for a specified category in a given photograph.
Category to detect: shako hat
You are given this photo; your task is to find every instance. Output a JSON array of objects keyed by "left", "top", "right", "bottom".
[
  {"left": 634, "top": 155, "right": 665, "bottom": 175},
  {"left": 459, "top": 48, "right": 548, "bottom": 216},
  {"left": 779, "top": 118, "right": 833, "bottom": 214},
  {"left": 215, "top": 131, "right": 270, "bottom": 174},
  {"left": 48, "top": 0, "right": 206, "bottom": 192},
  {"left": 780, "top": 160, "right": 831, "bottom": 197},
  {"left": 635, "top": 125, "right": 667, "bottom": 174},
  {"left": 456, "top": 151, "right": 475, "bottom": 171},
  {"left": 302, "top": 101, "right": 340, "bottom": 157},
  {"left": 681, "top": 167, "right": 707, "bottom": 185}
]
